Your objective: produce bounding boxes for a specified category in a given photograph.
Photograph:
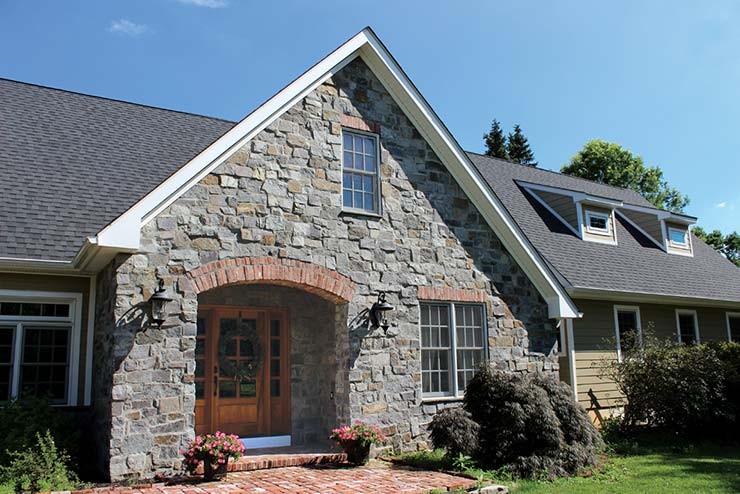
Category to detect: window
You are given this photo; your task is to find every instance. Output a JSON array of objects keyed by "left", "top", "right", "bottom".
[
  {"left": 668, "top": 227, "right": 688, "bottom": 247},
  {"left": 613, "top": 306, "right": 641, "bottom": 360},
  {"left": 675, "top": 309, "right": 699, "bottom": 345},
  {"left": 0, "top": 292, "right": 79, "bottom": 405},
  {"left": 727, "top": 313, "right": 740, "bottom": 342},
  {"left": 585, "top": 211, "right": 610, "bottom": 235},
  {"left": 420, "top": 303, "right": 486, "bottom": 398},
  {"left": 342, "top": 130, "right": 379, "bottom": 213}
]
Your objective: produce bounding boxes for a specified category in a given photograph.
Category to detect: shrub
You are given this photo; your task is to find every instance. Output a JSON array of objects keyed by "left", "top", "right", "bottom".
[
  {"left": 707, "top": 341, "right": 740, "bottom": 431},
  {"left": 456, "top": 367, "right": 600, "bottom": 478},
  {"left": 0, "top": 397, "right": 80, "bottom": 466},
  {"left": 428, "top": 408, "right": 479, "bottom": 458},
  {"left": 0, "top": 431, "right": 79, "bottom": 493},
  {"left": 604, "top": 338, "right": 730, "bottom": 433}
]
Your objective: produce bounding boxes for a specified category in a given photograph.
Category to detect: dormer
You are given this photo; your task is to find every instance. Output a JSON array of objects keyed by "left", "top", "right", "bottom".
[
  {"left": 520, "top": 181, "right": 697, "bottom": 254},
  {"left": 663, "top": 218, "right": 694, "bottom": 257}
]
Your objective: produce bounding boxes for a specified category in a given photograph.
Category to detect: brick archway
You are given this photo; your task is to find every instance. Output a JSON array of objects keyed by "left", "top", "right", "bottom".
[{"left": 184, "top": 257, "right": 356, "bottom": 303}]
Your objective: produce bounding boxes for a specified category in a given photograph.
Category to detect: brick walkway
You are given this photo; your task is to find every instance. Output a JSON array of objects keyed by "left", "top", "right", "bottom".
[{"left": 62, "top": 462, "right": 475, "bottom": 494}]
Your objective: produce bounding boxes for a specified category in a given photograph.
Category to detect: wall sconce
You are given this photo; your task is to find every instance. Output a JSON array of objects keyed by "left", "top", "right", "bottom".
[
  {"left": 369, "top": 292, "right": 394, "bottom": 330},
  {"left": 149, "top": 279, "right": 173, "bottom": 327}
]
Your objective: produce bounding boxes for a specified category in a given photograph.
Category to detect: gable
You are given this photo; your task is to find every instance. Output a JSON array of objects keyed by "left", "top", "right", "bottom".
[{"left": 2, "top": 28, "right": 578, "bottom": 318}]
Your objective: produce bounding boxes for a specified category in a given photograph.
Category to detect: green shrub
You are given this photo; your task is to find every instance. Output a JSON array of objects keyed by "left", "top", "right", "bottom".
[
  {"left": 456, "top": 367, "right": 601, "bottom": 478},
  {"left": 0, "top": 431, "right": 79, "bottom": 493},
  {"left": 706, "top": 341, "right": 740, "bottom": 431},
  {"left": 605, "top": 338, "right": 731, "bottom": 433},
  {"left": 428, "top": 408, "right": 479, "bottom": 459},
  {"left": 0, "top": 397, "right": 80, "bottom": 465}
]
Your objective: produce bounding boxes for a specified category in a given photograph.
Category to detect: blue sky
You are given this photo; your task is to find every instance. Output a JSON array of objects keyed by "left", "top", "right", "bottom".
[{"left": 1, "top": 0, "right": 738, "bottom": 232}]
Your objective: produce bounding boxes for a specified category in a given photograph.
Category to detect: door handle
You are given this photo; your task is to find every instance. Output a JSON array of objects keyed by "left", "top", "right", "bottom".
[{"left": 213, "top": 366, "right": 218, "bottom": 396}]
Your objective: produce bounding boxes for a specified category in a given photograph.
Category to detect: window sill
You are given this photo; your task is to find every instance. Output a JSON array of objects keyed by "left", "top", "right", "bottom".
[
  {"left": 421, "top": 395, "right": 463, "bottom": 404},
  {"left": 340, "top": 209, "right": 383, "bottom": 220}
]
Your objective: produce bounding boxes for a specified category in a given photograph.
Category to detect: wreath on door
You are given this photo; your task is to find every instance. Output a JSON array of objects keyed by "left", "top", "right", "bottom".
[{"left": 219, "top": 319, "right": 262, "bottom": 382}]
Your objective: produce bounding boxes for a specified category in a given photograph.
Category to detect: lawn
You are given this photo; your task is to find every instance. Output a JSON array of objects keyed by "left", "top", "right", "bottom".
[{"left": 399, "top": 440, "right": 740, "bottom": 494}]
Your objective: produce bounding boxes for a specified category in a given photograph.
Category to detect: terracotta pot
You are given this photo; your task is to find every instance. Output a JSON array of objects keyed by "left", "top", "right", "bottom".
[
  {"left": 343, "top": 441, "right": 370, "bottom": 466},
  {"left": 203, "top": 459, "right": 228, "bottom": 481}
]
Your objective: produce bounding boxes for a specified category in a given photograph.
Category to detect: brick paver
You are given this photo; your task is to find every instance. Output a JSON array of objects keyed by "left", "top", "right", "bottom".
[{"left": 60, "top": 463, "right": 475, "bottom": 494}]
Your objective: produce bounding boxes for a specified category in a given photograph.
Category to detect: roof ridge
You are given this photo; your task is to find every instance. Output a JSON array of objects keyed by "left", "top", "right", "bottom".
[
  {"left": 0, "top": 77, "right": 238, "bottom": 125},
  {"left": 465, "top": 149, "right": 655, "bottom": 203}
]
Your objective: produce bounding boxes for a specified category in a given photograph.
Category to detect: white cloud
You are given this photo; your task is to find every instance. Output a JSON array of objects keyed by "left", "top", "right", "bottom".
[
  {"left": 176, "top": 0, "right": 228, "bottom": 7},
  {"left": 108, "top": 19, "right": 150, "bottom": 36},
  {"left": 715, "top": 201, "right": 728, "bottom": 208}
]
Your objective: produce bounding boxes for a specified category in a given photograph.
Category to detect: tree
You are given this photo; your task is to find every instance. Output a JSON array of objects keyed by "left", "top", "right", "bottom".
[
  {"left": 483, "top": 119, "right": 508, "bottom": 160},
  {"left": 507, "top": 124, "right": 537, "bottom": 166},
  {"left": 561, "top": 139, "right": 689, "bottom": 213},
  {"left": 693, "top": 227, "right": 740, "bottom": 267}
]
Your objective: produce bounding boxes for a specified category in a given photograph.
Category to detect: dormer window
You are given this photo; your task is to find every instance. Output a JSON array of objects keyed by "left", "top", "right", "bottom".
[
  {"left": 585, "top": 211, "right": 610, "bottom": 235},
  {"left": 668, "top": 227, "right": 688, "bottom": 247}
]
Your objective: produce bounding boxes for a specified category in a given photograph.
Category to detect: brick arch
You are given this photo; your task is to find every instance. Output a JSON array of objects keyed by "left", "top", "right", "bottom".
[{"left": 184, "top": 257, "right": 356, "bottom": 304}]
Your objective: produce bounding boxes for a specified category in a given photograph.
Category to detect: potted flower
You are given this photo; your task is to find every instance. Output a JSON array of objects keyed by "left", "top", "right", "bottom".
[
  {"left": 182, "top": 431, "right": 245, "bottom": 481},
  {"left": 329, "top": 421, "right": 386, "bottom": 465}
]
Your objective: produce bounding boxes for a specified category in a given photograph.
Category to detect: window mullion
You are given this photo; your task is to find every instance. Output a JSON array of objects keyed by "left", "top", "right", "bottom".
[
  {"left": 449, "top": 303, "right": 458, "bottom": 397},
  {"left": 10, "top": 322, "right": 23, "bottom": 399}
]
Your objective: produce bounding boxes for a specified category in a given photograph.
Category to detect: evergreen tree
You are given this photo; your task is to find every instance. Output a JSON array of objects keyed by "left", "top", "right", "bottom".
[
  {"left": 483, "top": 119, "right": 508, "bottom": 159},
  {"left": 507, "top": 125, "right": 537, "bottom": 166}
]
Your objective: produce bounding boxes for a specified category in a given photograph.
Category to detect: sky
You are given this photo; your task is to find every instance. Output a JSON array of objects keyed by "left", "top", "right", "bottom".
[{"left": 1, "top": 0, "right": 738, "bottom": 232}]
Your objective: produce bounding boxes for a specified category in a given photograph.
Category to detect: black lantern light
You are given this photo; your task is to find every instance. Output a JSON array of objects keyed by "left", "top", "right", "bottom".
[
  {"left": 369, "top": 292, "right": 394, "bottom": 330},
  {"left": 149, "top": 279, "right": 173, "bottom": 327}
]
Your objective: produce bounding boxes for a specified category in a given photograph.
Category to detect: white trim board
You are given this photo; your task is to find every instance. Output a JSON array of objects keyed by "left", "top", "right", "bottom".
[
  {"left": 240, "top": 435, "right": 291, "bottom": 449},
  {"left": 83, "top": 27, "right": 578, "bottom": 318}
]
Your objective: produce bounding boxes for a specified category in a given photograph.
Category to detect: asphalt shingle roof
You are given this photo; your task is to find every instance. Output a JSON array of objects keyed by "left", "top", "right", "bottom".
[
  {"left": 0, "top": 78, "right": 236, "bottom": 261},
  {"left": 468, "top": 152, "right": 740, "bottom": 303}
]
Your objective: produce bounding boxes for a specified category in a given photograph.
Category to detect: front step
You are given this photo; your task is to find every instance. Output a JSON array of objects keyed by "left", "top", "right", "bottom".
[{"left": 195, "top": 452, "right": 347, "bottom": 474}]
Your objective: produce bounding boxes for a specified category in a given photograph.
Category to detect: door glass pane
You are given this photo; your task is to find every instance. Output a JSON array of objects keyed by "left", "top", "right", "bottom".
[
  {"left": 270, "top": 380, "right": 280, "bottom": 397},
  {"left": 239, "top": 381, "right": 256, "bottom": 397},
  {"left": 219, "top": 380, "right": 236, "bottom": 398}
]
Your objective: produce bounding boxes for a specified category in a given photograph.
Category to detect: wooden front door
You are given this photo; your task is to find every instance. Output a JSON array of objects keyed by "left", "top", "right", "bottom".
[{"left": 194, "top": 307, "right": 290, "bottom": 438}]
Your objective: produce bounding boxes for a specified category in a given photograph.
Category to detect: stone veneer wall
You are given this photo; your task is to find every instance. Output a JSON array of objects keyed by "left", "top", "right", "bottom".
[
  {"left": 100, "top": 57, "right": 558, "bottom": 480},
  {"left": 197, "top": 284, "right": 345, "bottom": 444}
]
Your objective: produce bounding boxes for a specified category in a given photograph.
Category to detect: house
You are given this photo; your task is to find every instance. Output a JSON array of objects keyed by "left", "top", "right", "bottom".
[{"left": 0, "top": 27, "right": 737, "bottom": 480}]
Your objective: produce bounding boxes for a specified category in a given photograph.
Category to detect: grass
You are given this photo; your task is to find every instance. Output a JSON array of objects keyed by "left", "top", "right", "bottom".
[{"left": 398, "top": 438, "right": 740, "bottom": 494}]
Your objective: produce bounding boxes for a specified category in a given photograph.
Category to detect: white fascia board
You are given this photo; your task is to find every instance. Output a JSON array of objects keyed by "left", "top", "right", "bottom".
[{"left": 86, "top": 28, "right": 578, "bottom": 318}]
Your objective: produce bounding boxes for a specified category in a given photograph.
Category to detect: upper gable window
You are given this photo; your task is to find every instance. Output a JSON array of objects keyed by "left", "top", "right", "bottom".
[
  {"left": 668, "top": 227, "right": 688, "bottom": 247},
  {"left": 585, "top": 211, "right": 610, "bottom": 235},
  {"left": 342, "top": 130, "right": 380, "bottom": 214}
]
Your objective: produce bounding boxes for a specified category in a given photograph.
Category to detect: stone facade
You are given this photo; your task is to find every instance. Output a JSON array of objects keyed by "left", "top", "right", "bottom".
[{"left": 94, "top": 57, "right": 558, "bottom": 480}]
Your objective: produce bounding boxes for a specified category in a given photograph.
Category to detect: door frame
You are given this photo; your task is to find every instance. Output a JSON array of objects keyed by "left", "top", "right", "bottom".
[{"left": 196, "top": 304, "right": 291, "bottom": 439}]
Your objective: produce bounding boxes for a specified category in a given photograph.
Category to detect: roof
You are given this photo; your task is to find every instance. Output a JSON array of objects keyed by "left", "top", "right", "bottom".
[
  {"left": 0, "top": 78, "right": 236, "bottom": 261},
  {"left": 468, "top": 152, "right": 740, "bottom": 304}
]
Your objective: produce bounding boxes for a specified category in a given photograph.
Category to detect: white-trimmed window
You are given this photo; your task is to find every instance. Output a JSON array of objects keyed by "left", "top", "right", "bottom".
[
  {"left": 727, "top": 313, "right": 740, "bottom": 342},
  {"left": 342, "top": 130, "right": 380, "bottom": 214},
  {"left": 613, "top": 305, "right": 642, "bottom": 361},
  {"left": 675, "top": 309, "right": 699, "bottom": 345},
  {"left": 668, "top": 227, "right": 688, "bottom": 247},
  {"left": 0, "top": 292, "right": 81, "bottom": 405},
  {"left": 585, "top": 211, "right": 611, "bottom": 235},
  {"left": 420, "top": 302, "right": 486, "bottom": 398}
]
